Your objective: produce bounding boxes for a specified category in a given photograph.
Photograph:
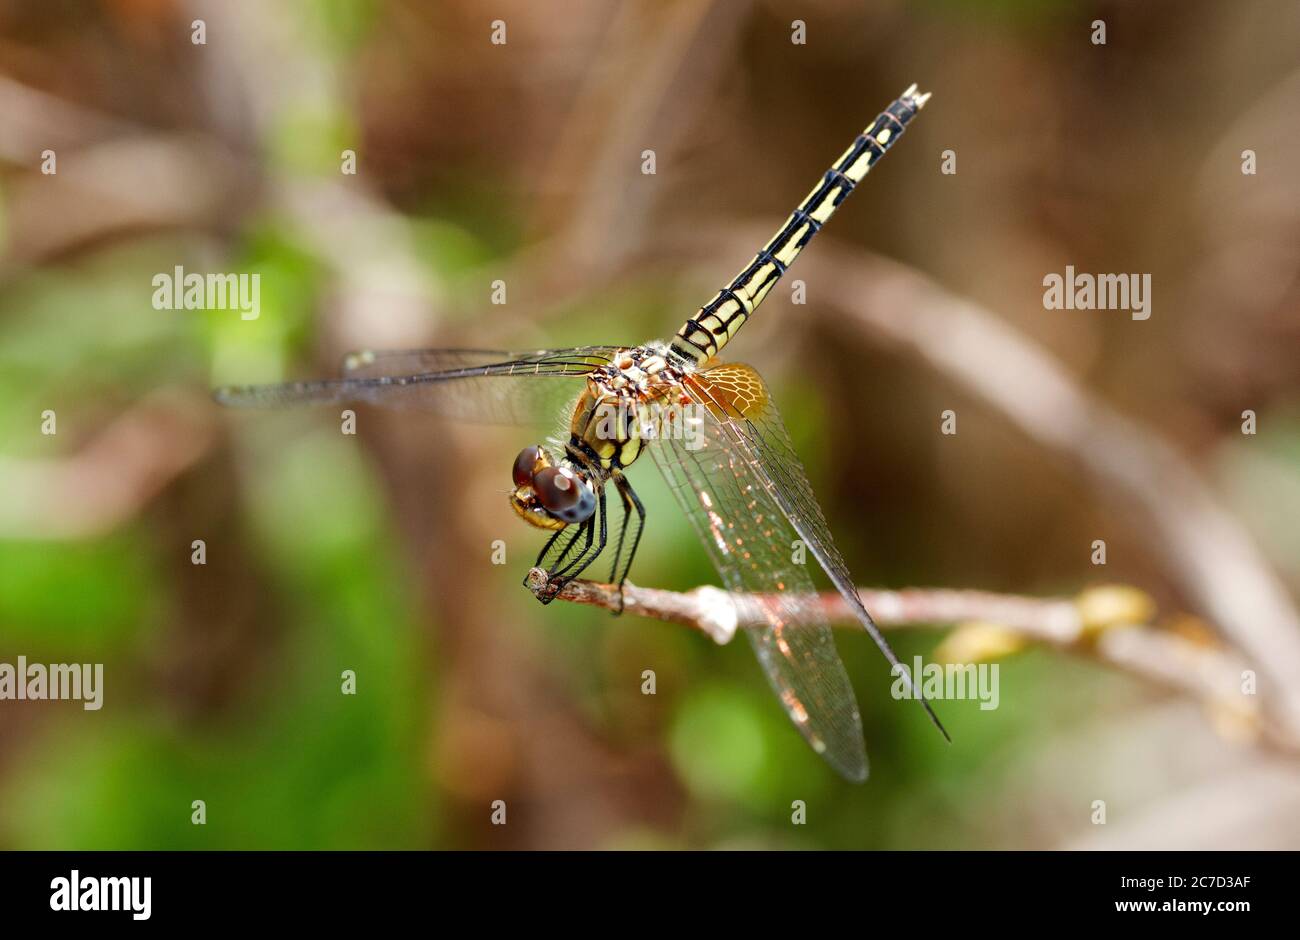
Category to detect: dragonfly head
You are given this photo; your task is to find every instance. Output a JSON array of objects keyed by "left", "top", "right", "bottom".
[{"left": 509, "top": 445, "right": 596, "bottom": 529}]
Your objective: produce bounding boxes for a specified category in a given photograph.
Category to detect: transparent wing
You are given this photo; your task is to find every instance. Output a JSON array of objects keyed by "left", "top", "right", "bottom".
[
  {"left": 685, "top": 363, "right": 948, "bottom": 740},
  {"left": 213, "top": 346, "right": 623, "bottom": 426},
  {"left": 337, "top": 347, "right": 622, "bottom": 379},
  {"left": 647, "top": 391, "right": 869, "bottom": 781}
]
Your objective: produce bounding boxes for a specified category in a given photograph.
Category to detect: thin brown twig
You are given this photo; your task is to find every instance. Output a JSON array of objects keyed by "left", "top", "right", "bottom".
[{"left": 528, "top": 568, "right": 1298, "bottom": 759}]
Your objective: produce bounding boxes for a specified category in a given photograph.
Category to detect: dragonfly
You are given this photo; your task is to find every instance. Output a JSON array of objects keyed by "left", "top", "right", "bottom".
[{"left": 217, "top": 84, "right": 945, "bottom": 781}]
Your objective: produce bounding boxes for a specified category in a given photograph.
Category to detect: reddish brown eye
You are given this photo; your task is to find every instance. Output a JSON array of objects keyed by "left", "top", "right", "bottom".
[
  {"left": 533, "top": 467, "right": 576, "bottom": 509},
  {"left": 533, "top": 466, "right": 596, "bottom": 523},
  {"left": 513, "top": 446, "right": 543, "bottom": 488}
]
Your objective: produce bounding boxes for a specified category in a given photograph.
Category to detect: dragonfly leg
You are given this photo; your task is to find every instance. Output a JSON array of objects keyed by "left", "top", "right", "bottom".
[
  {"left": 606, "top": 471, "right": 645, "bottom": 615},
  {"left": 551, "top": 517, "right": 595, "bottom": 580},
  {"left": 536, "top": 520, "right": 584, "bottom": 575},
  {"left": 553, "top": 484, "right": 607, "bottom": 581},
  {"left": 606, "top": 481, "right": 632, "bottom": 602},
  {"left": 527, "top": 519, "right": 589, "bottom": 603},
  {"left": 536, "top": 525, "right": 570, "bottom": 568},
  {"left": 535, "top": 484, "right": 608, "bottom": 604}
]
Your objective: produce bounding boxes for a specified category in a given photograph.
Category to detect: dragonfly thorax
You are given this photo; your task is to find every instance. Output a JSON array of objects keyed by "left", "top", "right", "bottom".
[{"left": 569, "top": 344, "right": 689, "bottom": 473}]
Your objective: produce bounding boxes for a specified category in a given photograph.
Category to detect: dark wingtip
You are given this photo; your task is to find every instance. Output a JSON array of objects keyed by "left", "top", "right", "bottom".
[
  {"left": 848, "top": 598, "right": 952, "bottom": 744},
  {"left": 920, "top": 696, "right": 952, "bottom": 744}
]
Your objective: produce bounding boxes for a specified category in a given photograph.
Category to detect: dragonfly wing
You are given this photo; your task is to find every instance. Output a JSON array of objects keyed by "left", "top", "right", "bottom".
[
  {"left": 336, "top": 346, "right": 625, "bottom": 378},
  {"left": 647, "top": 400, "right": 868, "bottom": 781},
  {"left": 214, "top": 346, "right": 623, "bottom": 427},
  {"left": 686, "top": 362, "right": 948, "bottom": 740}
]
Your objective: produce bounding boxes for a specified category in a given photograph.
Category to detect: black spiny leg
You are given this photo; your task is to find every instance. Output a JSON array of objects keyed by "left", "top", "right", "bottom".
[
  {"left": 607, "top": 470, "right": 645, "bottom": 615},
  {"left": 557, "top": 483, "right": 607, "bottom": 583},
  {"left": 536, "top": 525, "right": 571, "bottom": 570},
  {"left": 529, "top": 515, "right": 586, "bottom": 601},
  {"left": 537, "top": 520, "right": 583, "bottom": 574},
  {"left": 529, "top": 519, "right": 587, "bottom": 603},
  {"left": 552, "top": 515, "right": 596, "bottom": 580},
  {"left": 534, "top": 484, "right": 608, "bottom": 604},
  {"left": 605, "top": 479, "right": 633, "bottom": 609}
]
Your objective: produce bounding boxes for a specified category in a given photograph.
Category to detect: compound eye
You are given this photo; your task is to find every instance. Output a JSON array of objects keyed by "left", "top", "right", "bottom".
[
  {"left": 533, "top": 466, "right": 579, "bottom": 511},
  {"left": 512, "top": 445, "right": 544, "bottom": 488},
  {"left": 533, "top": 467, "right": 595, "bottom": 522}
]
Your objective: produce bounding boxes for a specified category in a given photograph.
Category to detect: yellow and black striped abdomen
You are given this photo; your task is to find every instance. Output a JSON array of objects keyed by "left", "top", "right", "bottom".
[{"left": 670, "top": 84, "right": 931, "bottom": 366}]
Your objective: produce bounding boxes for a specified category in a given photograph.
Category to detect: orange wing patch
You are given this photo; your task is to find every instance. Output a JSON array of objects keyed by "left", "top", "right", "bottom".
[{"left": 687, "top": 363, "right": 770, "bottom": 420}]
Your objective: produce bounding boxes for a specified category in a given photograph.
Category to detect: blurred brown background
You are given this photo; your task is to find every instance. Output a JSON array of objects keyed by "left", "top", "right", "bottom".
[{"left": 0, "top": 0, "right": 1298, "bottom": 849}]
